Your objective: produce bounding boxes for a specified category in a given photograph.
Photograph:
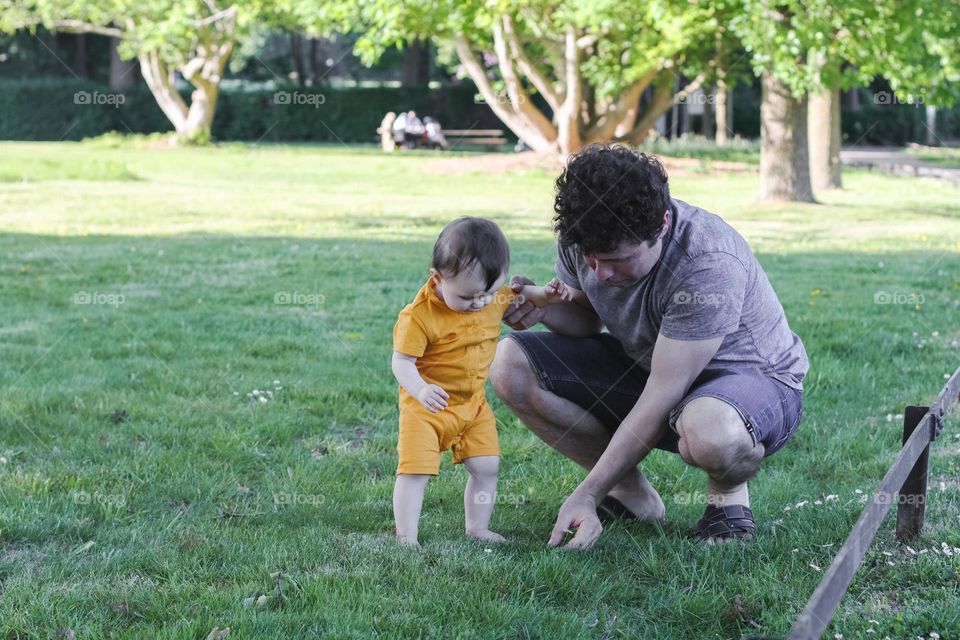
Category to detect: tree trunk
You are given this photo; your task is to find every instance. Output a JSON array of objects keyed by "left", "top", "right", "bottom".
[
  {"left": 715, "top": 81, "right": 732, "bottom": 145},
  {"left": 702, "top": 88, "right": 714, "bottom": 139},
  {"left": 137, "top": 41, "right": 233, "bottom": 142},
  {"left": 808, "top": 82, "right": 842, "bottom": 190},
  {"left": 138, "top": 51, "right": 191, "bottom": 133},
  {"left": 556, "top": 27, "right": 582, "bottom": 156},
  {"left": 290, "top": 34, "right": 306, "bottom": 87},
  {"left": 401, "top": 39, "right": 430, "bottom": 87},
  {"left": 624, "top": 76, "right": 677, "bottom": 144},
  {"left": 456, "top": 33, "right": 556, "bottom": 152},
  {"left": 925, "top": 106, "right": 938, "bottom": 146},
  {"left": 307, "top": 38, "right": 320, "bottom": 85},
  {"left": 759, "top": 74, "right": 815, "bottom": 202},
  {"left": 109, "top": 37, "right": 139, "bottom": 91},
  {"left": 73, "top": 33, "right": 90, "bottom": 78}
]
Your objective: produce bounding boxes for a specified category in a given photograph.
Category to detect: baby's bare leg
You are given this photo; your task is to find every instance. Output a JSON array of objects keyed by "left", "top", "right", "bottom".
[
  {"left": 463, "top": 455, "right": 506, "bottom": 542},
  {"left": 394, "top": 473, "right": 431, "bottom": 545}
]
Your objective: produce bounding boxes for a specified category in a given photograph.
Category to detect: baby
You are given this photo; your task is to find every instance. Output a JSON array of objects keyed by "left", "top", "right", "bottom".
[{"left": 392, "top": 217, "right": 571, "bottom": 545}]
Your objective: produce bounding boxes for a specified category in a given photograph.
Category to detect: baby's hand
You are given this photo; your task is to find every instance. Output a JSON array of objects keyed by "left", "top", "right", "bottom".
[
  {"left": 415, "top": 384, "right": 449, "bottom": 413},
  {"left": 544, "top": 279, "right": 576, "bottom": 302}
]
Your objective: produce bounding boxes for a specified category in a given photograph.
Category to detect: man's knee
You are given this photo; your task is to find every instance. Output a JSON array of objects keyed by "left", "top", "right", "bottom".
[
  {"left": 675, "top": 397, "right": 761, "bottom": 474},
  {"left": 490, "top": 337, "right": 538, "bottom": 405}
]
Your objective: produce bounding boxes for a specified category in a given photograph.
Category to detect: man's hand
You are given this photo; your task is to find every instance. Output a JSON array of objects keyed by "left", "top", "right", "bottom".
[
  {"left": 547, "top": 490, "right": 603, "bottom": 550},
  {"left": 503, "top": 275, "right": 547, "bottom": 329},
  {"left": 414, "top": 384, "right": 449, "bottom": 413}
]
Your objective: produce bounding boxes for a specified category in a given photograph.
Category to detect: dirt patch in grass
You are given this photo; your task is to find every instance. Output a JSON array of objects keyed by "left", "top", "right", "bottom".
[{"left": 421, "top": 151, "right": 754, "bottom": 176}]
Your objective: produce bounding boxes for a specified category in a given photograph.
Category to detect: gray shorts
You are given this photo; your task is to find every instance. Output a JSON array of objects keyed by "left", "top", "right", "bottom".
[{"left": 505, "top": 331, "right": 803, "bottom": 457}]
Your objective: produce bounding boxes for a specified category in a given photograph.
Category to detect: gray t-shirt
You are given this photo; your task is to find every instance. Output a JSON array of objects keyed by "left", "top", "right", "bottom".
[{"left": 555, "top": 198, "right": 809, "bottom": 390}]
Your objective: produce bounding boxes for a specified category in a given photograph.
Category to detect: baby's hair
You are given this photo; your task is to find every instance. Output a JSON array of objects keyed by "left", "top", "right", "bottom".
[{"left": 431, "top": 217, "right": 510, "bottom": 290}]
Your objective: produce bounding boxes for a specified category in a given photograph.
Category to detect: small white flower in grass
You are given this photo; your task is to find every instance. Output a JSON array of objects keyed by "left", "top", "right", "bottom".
[
  {"left": 886, "top": 414, "right": 894, "bottom": 422},
  {"left": 273, "top": 380, "right": 281, "bottom": 385},
  {"left": 252, "top": 389, "right": 261, "bottom": 396},
  {"left": 855, "top": 489, "right": 864, "bottom": 494},
  {"left": 826, "top": 495, "right": 838, "bottom": 501},
  {"left": 784, "top": 506, "right": 791, "bottom": 512},
  {"left": 233, "top": 391, "right": 239, "bottom": 396},
  {"left": 931, "top": 632, "right": 941, "bottom": 639},
  {"left": 0, "top": 456, "right": 6, "bottom": 465},
  {"left": 814, "top": 500, "right": 823, "bottom": 505},
  {"left": 932, "top": 331, "right": 939, "bottom": 337},
  {"left": 906, "top": 546, "right": 917, "bottom": 555},
  {"left": 834, "top": 634, "right": 842, "bottom": 639},
  {"left": 258, "top": 396, "right": 268, "bottom": 403},
  {"left": 869, "top": 620, "right": 879, "bottom": 625},
  {"left": 919, "top": 549, "right": 929, "bottom": 554},
  {"left": 882, "top": 551, "right": 893, "bottom": 557},
  {"left": 912, "top": 332, "right": 918, "bottom": 337},
  {"left": 795, "top": 501, "right": 808, "bottom": 508},
  {"left": 792, "top": 548, "right": 799, "bottom": 553},
  {"left": 810, "top": 563, "right": 822, "bottom": 572},
  {"left": 886, "top": 561, "right": 894, "bottom": 566},
  {"left": 484, "top": 548, "right": 492, "bottom": 553},
  {"left": 865, "top": 630, "right": 874, "bottom": 634}
]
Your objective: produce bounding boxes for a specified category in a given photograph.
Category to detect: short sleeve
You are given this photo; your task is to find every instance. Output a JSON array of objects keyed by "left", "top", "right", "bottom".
[
  {"left": 555, "top": 245, "right": 582, "bottom": 289},
  {"left": 493, "top": 284, "right": 517, "bottom": 312},
  {"left": 660, "top": 253, "right": 747, "bottom": 340},
  {"left": 393, "top": 306, "right": 429, "bottom": 357}
]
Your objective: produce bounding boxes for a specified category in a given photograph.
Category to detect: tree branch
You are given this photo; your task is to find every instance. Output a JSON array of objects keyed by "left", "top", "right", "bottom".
[
  {"left": 619, "top": 73, "right": 678, "bottom": 144},
  {"left": 453, "top": 33, "right": 555, "bottom": 152},
  {"left": 555, "top": 26, "right": 582, "bottom": 154},
  {"left": 492, "top": 20, "right": 557, "bottom": 141},
  {"left": 583, "top": 70, "right": 656, "bottom": 143},
  {"left": 50, "top": 20, "right": 123, "bottom": 38},
  {"left": 502, "top": 14, "right": 560, "bottom": 114}
]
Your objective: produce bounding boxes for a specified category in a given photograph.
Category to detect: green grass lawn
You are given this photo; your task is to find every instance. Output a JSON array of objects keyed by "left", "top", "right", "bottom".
[
  {"left": 905, "top": 144, "right": 960, "bottom": 169},
  {"left": 0, "top": 141, "right": 959, "bottom": 639}
]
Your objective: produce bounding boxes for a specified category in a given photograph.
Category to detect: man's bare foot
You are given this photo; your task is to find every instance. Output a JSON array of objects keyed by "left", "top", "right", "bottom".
[
  {"left": 396, "top": 534, "right": 420, "bottom": 546},
  {"left": 466, "top": 528, "right": 507, "bottom": 543},
  {"left": 607, "top": 472, "right": 666, "bottom": 522}
]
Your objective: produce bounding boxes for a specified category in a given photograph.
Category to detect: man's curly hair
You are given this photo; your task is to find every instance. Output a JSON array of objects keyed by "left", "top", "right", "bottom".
[{"left": 553, "top": 144, "right": 671, "bottom": 254}]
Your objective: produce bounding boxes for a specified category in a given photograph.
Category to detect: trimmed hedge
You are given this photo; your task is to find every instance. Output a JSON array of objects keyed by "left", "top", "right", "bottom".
[
  {"left": 1, "top": 77, "right": 955, "bottom": 145},
  {"left": 0, "top": 78, "right": 505, "bottom": 142}
]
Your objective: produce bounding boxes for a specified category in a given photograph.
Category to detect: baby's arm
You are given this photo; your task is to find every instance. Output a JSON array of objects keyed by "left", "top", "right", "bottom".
[
  {"left": 392, "top": 352, "right": 449, "bottom": 412},
  {"left": 519, "top": 279, "right": 585, "bottom": 307}
]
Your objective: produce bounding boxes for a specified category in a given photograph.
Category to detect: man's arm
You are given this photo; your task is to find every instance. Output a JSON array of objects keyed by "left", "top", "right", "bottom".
[
  {"left": 503, "top": 276, "right": 602, "bottom": 337},
  {"left": 547, "top": 333, "right": 724, "bottom": 550}
]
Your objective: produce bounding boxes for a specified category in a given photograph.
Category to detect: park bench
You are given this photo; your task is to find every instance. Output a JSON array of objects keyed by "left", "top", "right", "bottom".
[{"left": 442, "top": 129, "right": 508, "bottom": 151}]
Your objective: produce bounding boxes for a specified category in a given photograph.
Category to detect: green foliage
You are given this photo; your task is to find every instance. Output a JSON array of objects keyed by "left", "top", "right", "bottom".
[
  {"left": 0, "top": 0, "right": 286, "bottom": 67},
  {"left": 730, "top": 0, "right": 960, "bottom": 104},
  {"left": 310, "top": 0, "right": 725, "bottom": 100}
]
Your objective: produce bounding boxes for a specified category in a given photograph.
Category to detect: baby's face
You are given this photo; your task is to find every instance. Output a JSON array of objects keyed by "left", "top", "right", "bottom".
[{"left": 435, "top": 266, "right": 506, "bottom": 313}]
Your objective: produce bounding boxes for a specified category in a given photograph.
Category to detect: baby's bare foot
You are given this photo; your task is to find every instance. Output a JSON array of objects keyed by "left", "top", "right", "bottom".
[
  {"left": 466, "top": 528, "right": 506, "bottom": 543},
  {"left": 396, "top": 534, "right": 420, "bottom": 547}
]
